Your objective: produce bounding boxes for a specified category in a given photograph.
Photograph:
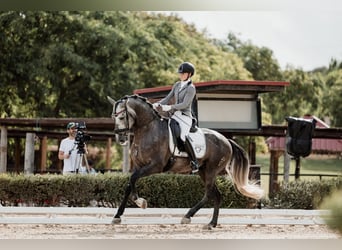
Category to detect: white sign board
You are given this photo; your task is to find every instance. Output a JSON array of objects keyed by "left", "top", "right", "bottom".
[{"left": 197, "top": 94, "right": 261, "bottom": 130}]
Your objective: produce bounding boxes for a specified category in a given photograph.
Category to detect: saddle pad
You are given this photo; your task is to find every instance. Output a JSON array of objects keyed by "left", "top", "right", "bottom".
[{"left": 168, "top": 126, "right": 206, "bottom": 159}]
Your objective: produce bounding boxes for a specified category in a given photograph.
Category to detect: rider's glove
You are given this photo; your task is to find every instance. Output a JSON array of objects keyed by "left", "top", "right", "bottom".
[
  {"left": 161, "top": 105, "right": 172, "bottom": 112},
  {"left": 152, "top": 102, "right": 160, "bottom": 109}
]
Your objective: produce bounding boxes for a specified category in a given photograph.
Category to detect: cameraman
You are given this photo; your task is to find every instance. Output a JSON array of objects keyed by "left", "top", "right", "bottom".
[{"left": 58, "top": 122, "right": 78, "bottom": 174}]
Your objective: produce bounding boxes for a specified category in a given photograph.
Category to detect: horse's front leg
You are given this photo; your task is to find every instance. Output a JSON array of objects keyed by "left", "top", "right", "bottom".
[
  {"left": 112, "top": 171, "right": 140, "bottom": 224},
  {"left": 112, "top": 179, "right": 132, "bottom": 224},
  {"left": 112, "top": 169, "right": 149, "bottom": 224},
  {"left": 130, "top": 173, "right": 148, "bottom": 209}
]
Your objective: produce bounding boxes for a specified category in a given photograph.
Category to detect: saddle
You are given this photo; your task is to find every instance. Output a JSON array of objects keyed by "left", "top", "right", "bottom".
[{"left": 168, "top": 118, "right": 206, "bottom": 159}]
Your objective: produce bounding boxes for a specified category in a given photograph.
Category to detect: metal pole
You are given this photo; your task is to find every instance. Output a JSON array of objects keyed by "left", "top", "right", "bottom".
[{"left": 295, "top": 157, "right": 301, "bottom": 180}]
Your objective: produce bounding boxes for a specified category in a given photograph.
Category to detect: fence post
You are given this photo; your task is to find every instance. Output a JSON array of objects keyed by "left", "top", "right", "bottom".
[
  {"left": 105, "top": 137, "right": 112, "bottom": 171},
  {"left": 0, "top": 126, "right": 7, "bottom": 173},
  {"left": 122, "top": 134, "right": 131, "bottom": 173},
  {"left": 40, "top": 136, "right": 48, "bottom": 173},
  {"left": 24, "top": 133, "right": 35, "bottom": 175},
  {"left": 283, "top": 150, "right": 290, "bottom": 184}
]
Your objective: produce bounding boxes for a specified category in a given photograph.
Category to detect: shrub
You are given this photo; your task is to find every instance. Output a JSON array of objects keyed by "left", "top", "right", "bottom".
[
  {"left": 268, "top": 178, "right": 342, "bottom": 209},
  {"left": 1, "top": 173, "right": 341, "bottom": 209},
  {"left": 320, "top": 190, "right": 342, "bottom": 235}
]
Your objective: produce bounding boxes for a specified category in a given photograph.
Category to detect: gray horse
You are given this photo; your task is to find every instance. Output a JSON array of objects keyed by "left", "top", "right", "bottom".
[{"left": 107, "top": 94, "right": 263, "bottom": 229}]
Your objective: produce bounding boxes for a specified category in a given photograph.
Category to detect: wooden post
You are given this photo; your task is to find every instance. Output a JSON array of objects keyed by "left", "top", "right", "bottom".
[
  {"left": 24, "top": 133, "right": 35, "bottom": 175},
  {"left": 105, "top": 137, "right": 112, "bottom": 171},
  {"left": 0, "top": 126, "right": 8, "bottom": 173},
  {"left": 56, "top": 139, "right": 62, "bottom": 172},
  {"left": 15, "top": 138, "right": 21, "bottom": 173},
  {"left": 248, "top": 137, "right": 256, "bottom": 165},
  {"left": 40, "top": 136, "right": 48, "bottom": 173},
  {"left": 269, "top": 150, "right": 281, "bottom": 195}
]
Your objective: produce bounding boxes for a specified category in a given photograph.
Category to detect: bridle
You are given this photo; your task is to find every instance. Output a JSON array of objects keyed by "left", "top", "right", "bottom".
[
  {"left": 113, "top": 98, "right": 131, "bottom": 134},
  {"left": 112, "top": 95, "right": 162, "bottom": 136}
]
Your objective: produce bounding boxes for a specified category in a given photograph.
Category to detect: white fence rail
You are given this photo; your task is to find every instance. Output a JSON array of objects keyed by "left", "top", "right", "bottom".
[{"left": 0, "top": 207, "right": 328, "bottom": 225}]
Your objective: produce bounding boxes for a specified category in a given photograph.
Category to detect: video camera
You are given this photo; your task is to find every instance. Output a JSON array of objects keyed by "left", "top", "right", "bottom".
[{"left": 74, "top": 121, "right": 91, "bottom": 154}]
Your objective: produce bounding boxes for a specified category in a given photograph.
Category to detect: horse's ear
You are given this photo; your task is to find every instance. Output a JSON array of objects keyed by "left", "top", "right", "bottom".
[{"left": 107, "top": 96, "right": 116, "bottom": 105}]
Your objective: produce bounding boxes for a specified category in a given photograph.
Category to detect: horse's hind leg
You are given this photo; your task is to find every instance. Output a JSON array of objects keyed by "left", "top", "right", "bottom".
[
  {"left": 205, "top": 184, "right": 222, "bottom": 230},
  {"left": 181, "top": 195, "right": 208, "bottom": 224},
  {"left": 181, "top": 183, "right": 222, "bottom": 230}
]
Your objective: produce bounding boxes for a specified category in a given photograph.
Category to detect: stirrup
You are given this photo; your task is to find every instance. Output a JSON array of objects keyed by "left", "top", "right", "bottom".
[{"left": 190, "top": 161, "right": 199, "bottom": 173}]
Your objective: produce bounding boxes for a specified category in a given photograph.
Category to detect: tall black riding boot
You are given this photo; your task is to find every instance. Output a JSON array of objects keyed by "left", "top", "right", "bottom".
[{"left": 184, "top": 137, "right": 199, "bottom": 173}]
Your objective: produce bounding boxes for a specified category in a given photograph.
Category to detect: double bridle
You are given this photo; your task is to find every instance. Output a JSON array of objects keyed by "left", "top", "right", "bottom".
[
  {"left": 113, "top": 98, "right": 131, "bottom": 134},
  {"left": 112, "top": 95, "right": 162, "bottom": 136}
]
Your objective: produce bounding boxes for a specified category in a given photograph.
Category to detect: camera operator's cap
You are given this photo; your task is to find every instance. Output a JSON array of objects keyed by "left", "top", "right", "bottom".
[{"left": 67, "top": 122, "right": 76, "bottom": 129}]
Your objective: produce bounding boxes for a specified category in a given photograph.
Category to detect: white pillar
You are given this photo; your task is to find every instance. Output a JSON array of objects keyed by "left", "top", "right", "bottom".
[
  {"left": 24, "top": 133, "right": 35, "bottom": 175},
  {"left": 122, "top": 135, "right": 131, "bottom": 173},
  {"left": 0, "top": 126, "right": 8, "bottom": 173}
]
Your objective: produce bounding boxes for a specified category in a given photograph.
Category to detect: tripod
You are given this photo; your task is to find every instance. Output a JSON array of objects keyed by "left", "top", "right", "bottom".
[{"left": 72, "top": 143, "right": 90, "bottom": 174}]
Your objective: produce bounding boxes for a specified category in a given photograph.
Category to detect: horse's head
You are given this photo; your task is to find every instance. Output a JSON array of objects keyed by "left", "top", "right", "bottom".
[
  {"left": 107, "top": 95, "right": 132, "bottom": 144},
  {"left": 107, "top": 95, "right": 158, "bottom": 144}
]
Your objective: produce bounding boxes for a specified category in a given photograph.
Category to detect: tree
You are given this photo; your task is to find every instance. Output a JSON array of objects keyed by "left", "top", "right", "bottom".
[
  {"left": 0, "top": 11, "right": 251, "bottom": 119},
  {"left": 223, "top": 32, "right": 283, "bottom": 81},
  {"left": 323, "top": 69, "right": 342, "bottom": 126}
]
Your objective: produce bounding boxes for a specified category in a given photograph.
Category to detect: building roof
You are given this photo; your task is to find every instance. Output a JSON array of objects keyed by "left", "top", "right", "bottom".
[{"left": 134, "top": 80, "right": 289, "bottom": 98}]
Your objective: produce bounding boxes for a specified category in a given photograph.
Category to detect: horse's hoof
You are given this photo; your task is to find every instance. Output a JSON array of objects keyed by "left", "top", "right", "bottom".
[
  {"left": 112, "top": 217, "right": 121, "bottom": 224},
  {"left": 203, "top": 224, "right": 213, "bottom": 230},
  {"left": 135, "top": 198, "right": 147, "bottom": 209},
  {"left": 181, "top": 217, "right": 191, "bottom": 224}
]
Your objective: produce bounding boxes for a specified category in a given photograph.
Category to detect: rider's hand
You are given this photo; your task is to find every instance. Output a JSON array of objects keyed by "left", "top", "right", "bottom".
[
  {"left": 152, "top": 102, "right": 160, "bottom": 109},
  {"left": 161, "top": 105, "right": 172, "bottom": 112}
]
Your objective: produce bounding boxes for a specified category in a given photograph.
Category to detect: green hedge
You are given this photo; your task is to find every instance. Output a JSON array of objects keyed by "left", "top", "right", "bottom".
[
  {"left": 0, "top": 173, "right": 251, "bottom": 208},
  {"left": 268, "top": 178, "right": 342, "bottom": 209},
  {"left": 0, "top": 173, "right": 341, "bottom": 209}
]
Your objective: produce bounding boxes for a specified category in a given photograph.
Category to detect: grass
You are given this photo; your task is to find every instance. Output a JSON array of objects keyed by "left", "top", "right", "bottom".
[{"left": 255, "top": 153, "right": 342, "bottom": 195}]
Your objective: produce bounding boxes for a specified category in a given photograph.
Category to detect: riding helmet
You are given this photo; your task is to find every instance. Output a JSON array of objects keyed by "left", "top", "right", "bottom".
[{"left": 178, "top": 62, "right": 195, "bottom": 76}]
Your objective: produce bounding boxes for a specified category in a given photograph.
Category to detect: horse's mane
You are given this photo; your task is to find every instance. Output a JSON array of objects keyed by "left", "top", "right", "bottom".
[{"left": 122, "top": 94, "right": 163, "bottom": 119}]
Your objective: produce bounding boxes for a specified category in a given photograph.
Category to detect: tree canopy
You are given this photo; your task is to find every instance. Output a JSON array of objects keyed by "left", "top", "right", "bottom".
[{"left": 0, "top": 11, "right": 341, "bottom": 127}]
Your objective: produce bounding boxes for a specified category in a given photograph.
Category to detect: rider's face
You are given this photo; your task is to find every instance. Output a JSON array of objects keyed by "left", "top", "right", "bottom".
[{"left": 179, "top": 72, "right": 190, "bottom": 81}]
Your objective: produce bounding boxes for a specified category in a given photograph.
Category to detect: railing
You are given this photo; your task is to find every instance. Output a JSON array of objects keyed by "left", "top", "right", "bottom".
[
  {"left": 0, "top": 207, "right": 328, "bottom": 225},
  {"left": 261, "top": 172, "right": 341, "bottom": 181}
]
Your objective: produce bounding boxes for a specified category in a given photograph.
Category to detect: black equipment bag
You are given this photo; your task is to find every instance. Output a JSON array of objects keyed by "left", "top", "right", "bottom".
[{"left": 285, "top": 116, "right": 316, "bottom": 158}]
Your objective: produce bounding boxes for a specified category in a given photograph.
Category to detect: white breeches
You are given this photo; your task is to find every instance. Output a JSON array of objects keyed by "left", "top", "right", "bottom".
[{"left": 172, "top": 111, "right": 192, "bottom": 141}]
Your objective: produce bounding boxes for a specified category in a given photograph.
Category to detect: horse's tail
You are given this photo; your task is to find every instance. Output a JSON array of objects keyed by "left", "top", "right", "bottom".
[{"left": 226, "top": 139, "right": 264, "bottom": 200}]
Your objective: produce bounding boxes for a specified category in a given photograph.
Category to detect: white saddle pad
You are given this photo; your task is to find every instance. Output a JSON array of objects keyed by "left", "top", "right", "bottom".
[{"left": 168, "top": 125, "right": 206, "bottom": 159}]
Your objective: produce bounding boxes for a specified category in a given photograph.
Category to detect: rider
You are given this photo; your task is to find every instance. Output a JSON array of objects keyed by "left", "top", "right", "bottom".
[{"left": 153, "top": 62, "right": 199, "bottom": 174}]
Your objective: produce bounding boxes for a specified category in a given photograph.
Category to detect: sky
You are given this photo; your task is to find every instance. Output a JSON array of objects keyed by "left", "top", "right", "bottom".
[{"left": 157, "top": 10, "right": 342, "bottom": 71}]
